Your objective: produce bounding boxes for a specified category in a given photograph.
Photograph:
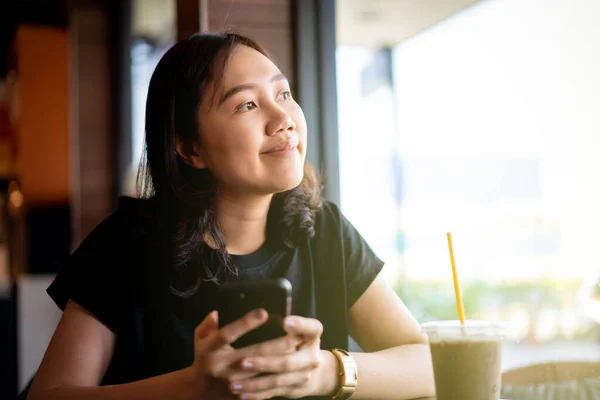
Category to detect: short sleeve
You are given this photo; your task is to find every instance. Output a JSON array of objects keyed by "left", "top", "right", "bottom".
[
  {"left": 47, "top": 211, "right": 133, "bottom": 334},
  {"left": 320, "top": 202, "right": 385, "bottom": 307}
]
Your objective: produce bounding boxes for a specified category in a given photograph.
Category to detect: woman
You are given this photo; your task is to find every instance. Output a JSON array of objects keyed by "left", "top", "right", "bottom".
[{"left": 27, "top": 32, "right": 435, "bottom": 400}]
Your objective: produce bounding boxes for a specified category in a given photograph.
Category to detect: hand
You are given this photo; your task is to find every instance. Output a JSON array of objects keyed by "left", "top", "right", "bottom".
[
  {"left": 188, "top": 309, "right": 306, "bottom": 399},
  {"left": 229, "top": 315, "right": 327, "bottom": 400}
]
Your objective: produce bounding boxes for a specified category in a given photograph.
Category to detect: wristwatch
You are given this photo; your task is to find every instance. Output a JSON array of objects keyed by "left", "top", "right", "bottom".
[{"left": 330, "top": 348, "right": 358, "bottom": 399}]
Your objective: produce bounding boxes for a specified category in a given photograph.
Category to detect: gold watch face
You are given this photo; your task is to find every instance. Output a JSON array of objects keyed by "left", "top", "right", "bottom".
[
  {"left": 344, "top": 361, "right": 358, "bottom": 386},
  {"left": 339, "top": 356, "right": 358, "bottom": 388}
]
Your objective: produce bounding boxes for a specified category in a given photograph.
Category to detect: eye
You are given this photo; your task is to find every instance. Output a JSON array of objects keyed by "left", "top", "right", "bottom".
[
  {"left": 278, "top": 91, "right": 292, "bottom": 101},
  {"left": 237, "top": 101, "right": 257, "bottom": 112}
]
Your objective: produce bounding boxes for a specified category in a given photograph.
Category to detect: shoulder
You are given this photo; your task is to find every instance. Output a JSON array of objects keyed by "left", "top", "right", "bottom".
[
  {"left": 73, "top": 196, "right": 156, "bottom": 257},
  {"left": 314, "top": 200, "right": 343, "bottom": 229},
  {"left": 310, "top": 200, "right": 353, "bottom": 249},
  {"left": 312, "top": 200, "right": 377, "bottom": 258},
  {"left": 73, "top": 211, "right": 127, "bottom": 256},
  {"left": 46, "top": 199, "right": 152, "bottom": 316},
  {"left": 313, "top": 200, "right": 360, "bottom": 237}
]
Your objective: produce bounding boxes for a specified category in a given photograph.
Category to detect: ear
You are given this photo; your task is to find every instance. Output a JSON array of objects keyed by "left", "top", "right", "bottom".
[{"left": 175, "top": 136, "right": 207, "bottom": 169}]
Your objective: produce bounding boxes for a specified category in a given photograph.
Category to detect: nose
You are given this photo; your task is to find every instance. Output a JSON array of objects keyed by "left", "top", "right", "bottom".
[{"left": 266, "top": 106, "right": 296, "bottom": 136}]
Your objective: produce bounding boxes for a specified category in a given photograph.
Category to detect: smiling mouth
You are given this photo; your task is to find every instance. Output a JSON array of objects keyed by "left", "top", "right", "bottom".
[{"left": 263, "top": 141, "right": 299, "bottom": 154}]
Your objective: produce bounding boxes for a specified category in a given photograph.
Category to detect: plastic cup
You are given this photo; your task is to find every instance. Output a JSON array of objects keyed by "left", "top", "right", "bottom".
[{"left": 423, "top": 320, "right": 505, "bottom": 400}]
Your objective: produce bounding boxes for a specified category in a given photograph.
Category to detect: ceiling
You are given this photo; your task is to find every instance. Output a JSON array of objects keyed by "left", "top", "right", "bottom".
[{"left": 336, "top": 0, "right": 484, "bottom": 48}]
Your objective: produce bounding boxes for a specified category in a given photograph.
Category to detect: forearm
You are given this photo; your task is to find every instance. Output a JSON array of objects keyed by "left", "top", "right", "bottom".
[
  {"left": 318, "top": 344, "right": 435, "bottom": 400},
  {"left": 27, "top": 367, "right": 200, "bottom": 400}
]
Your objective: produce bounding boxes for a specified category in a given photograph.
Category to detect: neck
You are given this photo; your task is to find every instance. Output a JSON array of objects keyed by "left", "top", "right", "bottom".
[{"left": 211, "top": 192, "right": 273, "bottom": 255}]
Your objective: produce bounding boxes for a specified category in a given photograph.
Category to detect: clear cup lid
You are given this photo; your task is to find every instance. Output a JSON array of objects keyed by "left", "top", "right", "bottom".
[{"left": 422, "top": 320, "right": 506, "bottom": 341}]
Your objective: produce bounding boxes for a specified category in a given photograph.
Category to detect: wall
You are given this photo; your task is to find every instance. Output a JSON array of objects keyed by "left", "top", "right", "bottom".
[
  {"left": 207, "top": 0, "right": 294, "bottom": 78},
  {"left": 69, "top": 2, "right": 116, "bottom": 245},
  {"left": 15, "top": 26, "right": 70, "bottom": 205},
  {"left": 10, "top": 23, "right": 71, "bottom": 396},
  {"left": 13, "top": 3, "right": 118, "bottom": 392}
]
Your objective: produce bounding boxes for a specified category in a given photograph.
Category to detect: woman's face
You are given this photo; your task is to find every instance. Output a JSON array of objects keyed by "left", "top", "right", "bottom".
[{"left": 193, "top": 45, "right": 307, "bottom": 197}]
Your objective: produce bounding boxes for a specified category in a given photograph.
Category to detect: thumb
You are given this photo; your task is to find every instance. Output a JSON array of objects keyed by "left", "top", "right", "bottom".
[{"left": 195, "top": 311, "right": 219, "bottom": 341}]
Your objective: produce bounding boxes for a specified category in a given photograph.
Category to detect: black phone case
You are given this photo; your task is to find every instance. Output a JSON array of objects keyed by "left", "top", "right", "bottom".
[{"left": 217, "top": 278, "right": 292, "bottom": 348}]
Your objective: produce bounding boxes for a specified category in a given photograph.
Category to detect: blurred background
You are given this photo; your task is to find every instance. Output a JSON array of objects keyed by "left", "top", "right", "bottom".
[{"left": 0, "top": 0, "right": 599, "bottom": 398}]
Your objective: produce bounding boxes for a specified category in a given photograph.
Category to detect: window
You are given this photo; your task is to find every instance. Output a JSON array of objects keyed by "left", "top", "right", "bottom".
[
  {"left": 126, "top": 0, "right": 176, "bottom": 196},
  {"left": 336, "top": 0, "right": 600, "bottom": 369}
]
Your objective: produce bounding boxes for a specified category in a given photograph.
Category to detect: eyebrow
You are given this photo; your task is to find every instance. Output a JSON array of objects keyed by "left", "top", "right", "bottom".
[{"left": 218, "top": 73, "right": 288, "bottom": 106}]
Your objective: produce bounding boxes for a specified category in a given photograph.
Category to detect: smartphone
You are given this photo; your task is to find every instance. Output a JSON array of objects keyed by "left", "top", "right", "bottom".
[{"left": 217, "top": 278, "right": 292, "bottom": 348}]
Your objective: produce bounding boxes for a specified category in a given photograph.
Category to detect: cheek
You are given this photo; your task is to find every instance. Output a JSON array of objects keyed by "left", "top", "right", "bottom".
[
  {"left": 291, "top": 104, "right": 308, "bottom": 137},
  {"left": 294, "top": 109, "right": 308, "bottom": 157},
  {"left": 202, "top": 119, "right": 258, "bottom": 158}
]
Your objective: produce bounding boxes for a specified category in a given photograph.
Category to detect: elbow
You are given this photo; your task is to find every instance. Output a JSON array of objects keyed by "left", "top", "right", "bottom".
[
  {"left": 26, "top": 389, "right": 40, "bottom": 400},
  {"left": 27, "top": 387, "right": 63, "bottom": 400},
  {"left": 26, "top": 387, "right": 47, "bottom": 400},
  {"left": 26, "top": 381, "right": 60, "bottom": 400}
]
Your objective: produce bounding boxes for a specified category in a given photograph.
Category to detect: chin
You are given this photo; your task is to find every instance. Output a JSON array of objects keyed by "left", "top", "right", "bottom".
[{"left": 269, "top": 170, "right": 304, "bottom": 194}]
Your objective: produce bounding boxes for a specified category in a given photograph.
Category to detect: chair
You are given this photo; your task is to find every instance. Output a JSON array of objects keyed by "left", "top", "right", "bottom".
[{"left": 501, "top": 361, "right": 600, "bottom": 400}]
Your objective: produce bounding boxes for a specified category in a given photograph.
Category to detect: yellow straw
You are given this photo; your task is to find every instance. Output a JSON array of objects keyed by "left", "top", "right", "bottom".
[{"left": 446, "top": 232, "right": 466, "bottom": 324}]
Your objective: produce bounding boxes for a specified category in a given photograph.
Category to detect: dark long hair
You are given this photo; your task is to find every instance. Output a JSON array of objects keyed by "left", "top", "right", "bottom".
[{"left": 137, "top": 32, "right": 322, "bottom": 297}]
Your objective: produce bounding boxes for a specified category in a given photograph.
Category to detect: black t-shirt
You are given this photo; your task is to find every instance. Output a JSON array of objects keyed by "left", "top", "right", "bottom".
[{"left": 47, "top": 199, "right": 384, "bottom": 398}]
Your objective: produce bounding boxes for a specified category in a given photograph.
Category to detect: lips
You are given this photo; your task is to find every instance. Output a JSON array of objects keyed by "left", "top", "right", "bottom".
[{"left": 263, "top": 139, "right": 299, "bottom": 154}]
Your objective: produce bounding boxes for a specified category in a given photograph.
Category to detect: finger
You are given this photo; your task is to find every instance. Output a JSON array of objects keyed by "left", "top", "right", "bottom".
[
  {"left": 283, "top": 316, "right": 323, "bottom": 339},
  {"left": 225, "top": 369, "right": 257, "bottom": 382},
  {"left": 234, "top": 388, "right": 289, "bottom": 400},
  {"left": 239, "top": 350, "right": 319, "bottom": 374},
  {"left": 202, "top": 309, "right": 268, "bottom": 351},
  {"left": 235, "top": 333, "right": 303, "bottom": 362},
  {"left": 194, "top": 311, "right": 219, "bottom": 341},
  {"left": 230, "top": 370, "right": 311, "bottom": 395}
]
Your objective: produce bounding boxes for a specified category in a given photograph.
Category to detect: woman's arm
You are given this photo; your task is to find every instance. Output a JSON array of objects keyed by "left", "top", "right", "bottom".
[
  {"left": 318, "top": 275, "right": 436, "bottom": 400},
  {"left": 27, "top": 300, "right": 200, "bottom": 400}
]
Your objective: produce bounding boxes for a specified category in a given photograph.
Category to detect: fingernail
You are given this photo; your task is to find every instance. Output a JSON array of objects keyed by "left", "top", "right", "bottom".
[
  {"left": 242, "top": 360, "right": 254, "bottom": 369},
  {"left": 231, "top": 383, "right": 243, "bottom": 393},
  {"left": 285, "top": 318, "right": 296, "bottom": 328},
  {"left": 240, "top": 394, "right": 251, "bottom": 400},
  {"left": 253, "top": 309, "right": 263, "bottom": 319}
]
